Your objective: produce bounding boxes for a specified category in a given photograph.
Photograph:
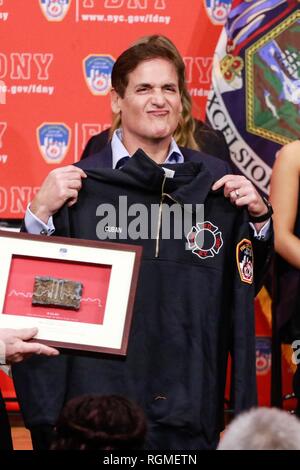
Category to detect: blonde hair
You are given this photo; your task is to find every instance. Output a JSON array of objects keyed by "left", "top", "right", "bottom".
[{"left": 109, "top": 35, "right": 199, "bottom": 151}]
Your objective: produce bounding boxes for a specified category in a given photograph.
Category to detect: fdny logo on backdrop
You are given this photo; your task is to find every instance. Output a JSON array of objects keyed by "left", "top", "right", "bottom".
[
  {"left": 186, "top": 221, "right": 223, "bottom": 259},
  {"left": 37, "top": 123, "right": 71, "bottom": 164},
  {"left": 256, "top": 337, "right": 271, "bottom": 376},
  {"left": 203, "top": 0, "right": 233, "bottom": 25},
  {"left": 236, "top": 238, "right": 253, "bottom": 284},
  {"left": 39, "top": 0, "right": 71, "bottom": 21},
  {"left": 83, "top": 55, "right": 115, "bottom": 96}
]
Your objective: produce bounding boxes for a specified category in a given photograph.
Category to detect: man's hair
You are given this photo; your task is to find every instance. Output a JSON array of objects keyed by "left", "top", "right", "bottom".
[
  {"left": 111, "top": 35, "right": 185, "bottom": 98},
  {"left": 51, "top": 394, "right": 147, "bottom": 450},
  {"left": 110, "top": 35, "right": 199, "bottom": 150},
  {"left": 218, "top": 407, "right": 300, "bottom": 450}
]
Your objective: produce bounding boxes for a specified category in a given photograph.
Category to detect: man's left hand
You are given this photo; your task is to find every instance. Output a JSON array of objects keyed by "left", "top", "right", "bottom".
[{"left": 212, "top": 174, "right": 269, "bottom": 231}]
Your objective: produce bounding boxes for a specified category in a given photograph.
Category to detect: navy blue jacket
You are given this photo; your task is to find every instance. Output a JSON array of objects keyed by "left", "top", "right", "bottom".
[{"left": 13, "top": 145, "right": 269, "bottom": 450}]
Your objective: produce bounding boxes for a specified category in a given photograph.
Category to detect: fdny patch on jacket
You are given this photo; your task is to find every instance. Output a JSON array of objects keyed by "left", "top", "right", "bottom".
[{"left": 236, "top": 238, "right": 253, "bottom": 284}]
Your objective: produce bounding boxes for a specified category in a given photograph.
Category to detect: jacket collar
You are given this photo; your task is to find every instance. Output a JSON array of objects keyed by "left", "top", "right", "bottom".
[{"left": 87, "top": 148, "right": 216, "bottom": 205}]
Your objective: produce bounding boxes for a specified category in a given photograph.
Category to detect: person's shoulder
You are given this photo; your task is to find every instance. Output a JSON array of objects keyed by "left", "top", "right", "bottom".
[
  {"left": 276, "top": 140, "right": 300, "bottom": 165},
  {"left": 75, "top": 153, "right": 101, "bottom": 170},
  {"left": 75, "top": 142, "right": 112, "bottom": 170},
  {"left": 181, "top": 147, "right": 230, "bottom": 177},
  {"left": 81, "top": 129, "right": 110, "bottom": 160}
]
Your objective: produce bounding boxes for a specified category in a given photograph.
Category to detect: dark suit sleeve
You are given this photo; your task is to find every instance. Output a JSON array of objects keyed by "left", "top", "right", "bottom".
[{"left": 80, "top": 129, "right": 110, "bottom": 160}]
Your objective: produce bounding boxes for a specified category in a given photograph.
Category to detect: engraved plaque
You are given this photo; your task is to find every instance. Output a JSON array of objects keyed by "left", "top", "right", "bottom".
[{"left": 32, "top": 276, "right": 83, "bottom": 310}]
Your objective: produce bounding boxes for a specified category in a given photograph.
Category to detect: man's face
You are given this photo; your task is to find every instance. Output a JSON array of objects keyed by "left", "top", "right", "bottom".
[{"left": 111, "top": 58, "right": 183, "bottom": 147}]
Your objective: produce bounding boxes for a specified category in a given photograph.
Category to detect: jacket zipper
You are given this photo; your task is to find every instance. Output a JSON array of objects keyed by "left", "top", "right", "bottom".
[{"left": 155, "top": 177, "right": 183, "bottom": 258}]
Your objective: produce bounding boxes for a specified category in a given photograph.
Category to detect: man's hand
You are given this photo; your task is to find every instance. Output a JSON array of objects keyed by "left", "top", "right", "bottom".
[
  {"left": 0, "top": 327, "right": 59, "bottom": 364},
  {"left": 30, "top": 166, "right": 87, "bottom": 224},
  {"left": 212, "top": 174, "right": 270, "bottom": 231}
]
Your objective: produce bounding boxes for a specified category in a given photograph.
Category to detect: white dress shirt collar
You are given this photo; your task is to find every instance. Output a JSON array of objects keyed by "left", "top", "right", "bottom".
[{"left": 111, "top": 128, "right": 184, "bottom": 168}]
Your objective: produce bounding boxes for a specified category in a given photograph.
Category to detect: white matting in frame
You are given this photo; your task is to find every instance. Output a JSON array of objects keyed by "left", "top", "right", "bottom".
[{"left": 0, "top": 230, "right": 142, "bottom": 355}]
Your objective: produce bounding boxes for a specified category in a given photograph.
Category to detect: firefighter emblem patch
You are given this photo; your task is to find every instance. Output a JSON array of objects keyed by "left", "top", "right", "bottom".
[
  {"left": 186, "top": 221, "right": 223, "bottom": 259},
  {"left": 236, "top": 238, "right": 253, "bottom": 284}
]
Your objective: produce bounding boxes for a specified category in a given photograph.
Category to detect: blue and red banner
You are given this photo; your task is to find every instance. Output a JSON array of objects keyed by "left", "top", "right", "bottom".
[{"left": 206, "top": 0, "right": 299, "bottom": 195}]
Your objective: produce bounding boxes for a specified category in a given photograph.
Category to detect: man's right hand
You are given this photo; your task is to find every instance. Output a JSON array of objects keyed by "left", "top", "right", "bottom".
[{"left": 30, "top": 166, "right": 87, "bottom": 224}]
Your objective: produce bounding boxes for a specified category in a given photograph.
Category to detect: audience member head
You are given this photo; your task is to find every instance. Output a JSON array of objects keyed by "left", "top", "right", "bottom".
[
  {"left": 51, "top": 394, "right": 147, "bottom": 450},
  {"left": 110, "top": 35, "right": 199, "bottom": 150},
  {"left": 218, "top": 407, "right": 300, "bottom": 450}
]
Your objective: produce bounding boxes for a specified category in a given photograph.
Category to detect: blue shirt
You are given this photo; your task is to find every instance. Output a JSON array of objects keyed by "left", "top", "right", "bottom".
[{"left": 111, "top": 128, "right": 184, "bottom": 168}]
